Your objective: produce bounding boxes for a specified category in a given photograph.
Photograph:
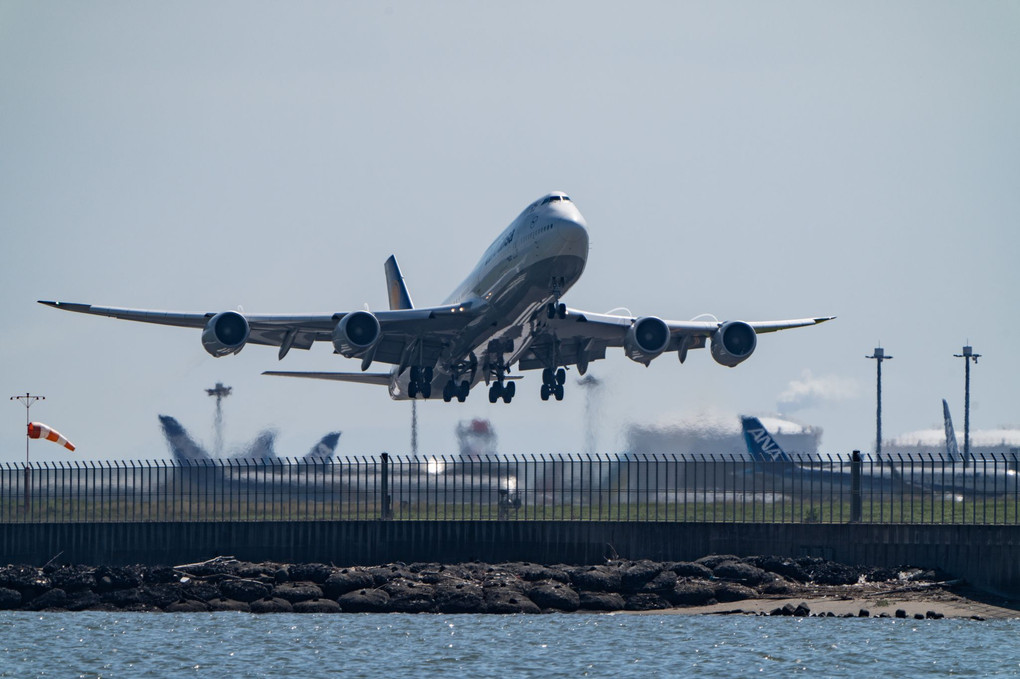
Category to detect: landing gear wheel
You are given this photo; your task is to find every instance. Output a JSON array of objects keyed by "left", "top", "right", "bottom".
[
  {"left": 488, "top": 382, "right": 503, "bottom": 403},
  {"left": 557, "top": 303, "right": 566, "bottom": 319},
  {"left": 502, "top": 381, "right": 515, "bottom": 403},
  {"left": 458, "top": 380, "right": 470, "bottom": 402},
  {"left": 543, "top": 368, "right": 553, "bottom": 384},
  {"left": 554, "top": 384, "right": 564, "bottom": 401},
  {"left": 421, "top": 383, "right": 432, "bottom": 399},
  {"left": 540, "top": 383, "right": 550, "bottom": 401},
  {"left": 442, "top": 381, "right": 453, "bottom": 402},
  {"left": 556, "top": 368, "right": 566, "bottom": 385},
  {"left": 408, "top": 381, "right": 418, "bottom": 399},
  {"left": 547, "top": 303, "right": 556, "bottom": 319}
]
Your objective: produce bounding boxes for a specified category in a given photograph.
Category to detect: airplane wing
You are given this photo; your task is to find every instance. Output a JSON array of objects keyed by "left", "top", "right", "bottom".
[
  {"left": 519, "top": 307, "right": 834, "bottom": 372},
  {"left": 38, "top": 300, "right": 481, "bottom": 365}
]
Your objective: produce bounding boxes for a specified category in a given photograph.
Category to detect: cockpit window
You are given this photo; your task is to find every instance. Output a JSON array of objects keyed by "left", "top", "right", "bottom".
[{"left": 540, "top": 195, "right": 572, "bottom": 206}]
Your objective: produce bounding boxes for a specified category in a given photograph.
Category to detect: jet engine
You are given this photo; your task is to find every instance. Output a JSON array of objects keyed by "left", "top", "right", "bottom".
[
  {"left": 624, "top": 316, "right": 671, "bottom": 365},
  {"left": 333, "top": 310, "right": 381, "bottom": 357},
  {"left": 710, "top": 321, "right": 757, "bottom": 367},
  {"left": 201, "top": 311, "right": 250, "bottom": 357}
]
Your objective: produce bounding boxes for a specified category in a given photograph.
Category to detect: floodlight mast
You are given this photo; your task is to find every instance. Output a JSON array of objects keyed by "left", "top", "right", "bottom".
[
  {"left": 953, "top": 345, "right": 981, "bottom": 461},
  {"left": 866, "top": 347, "right": 892, "bottom": 459}
]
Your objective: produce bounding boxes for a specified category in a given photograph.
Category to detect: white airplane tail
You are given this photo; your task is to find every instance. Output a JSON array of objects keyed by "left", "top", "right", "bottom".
[{"left": 942, "top": 399, "right": 965, "bottom": 466}]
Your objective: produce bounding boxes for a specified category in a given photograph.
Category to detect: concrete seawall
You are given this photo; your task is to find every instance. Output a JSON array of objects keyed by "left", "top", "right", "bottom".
[{"left": 1, "top": 521, "right": 1016, "bottom": 596}]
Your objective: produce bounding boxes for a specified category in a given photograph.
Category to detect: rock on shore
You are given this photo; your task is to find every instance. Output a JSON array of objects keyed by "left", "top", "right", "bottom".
[{"left": 0, "top": 556, "right": 958, "bottom": 615}]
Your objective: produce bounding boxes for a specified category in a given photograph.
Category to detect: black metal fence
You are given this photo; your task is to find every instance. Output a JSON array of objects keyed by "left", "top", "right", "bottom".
[{"left": 1, "top": 452, "right": 1017, "bottom": 525}]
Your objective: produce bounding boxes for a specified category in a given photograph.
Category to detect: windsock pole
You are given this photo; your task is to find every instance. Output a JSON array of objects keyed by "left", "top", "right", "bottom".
[{"left": 10, "top": 393, "right": 45, "bottom": 513}]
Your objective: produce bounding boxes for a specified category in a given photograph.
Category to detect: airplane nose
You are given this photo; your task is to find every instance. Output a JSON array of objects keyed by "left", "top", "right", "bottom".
[{"left": 555, "top": 217, "right": 589, "bottom": 254}]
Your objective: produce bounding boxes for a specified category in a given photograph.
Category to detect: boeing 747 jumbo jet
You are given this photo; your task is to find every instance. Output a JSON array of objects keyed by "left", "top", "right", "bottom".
[{"left": 40, "top": 192, "right": 833, "bottom": 404}]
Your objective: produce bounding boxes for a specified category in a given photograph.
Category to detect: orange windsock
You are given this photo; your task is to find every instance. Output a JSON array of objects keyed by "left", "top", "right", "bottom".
[{"left": 27, "top": 422, "right": 76, "bottom": 452}]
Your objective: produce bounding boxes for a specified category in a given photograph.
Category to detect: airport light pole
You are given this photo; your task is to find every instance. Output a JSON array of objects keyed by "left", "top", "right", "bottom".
[
  {"left": 205, "top": 382, "right": 232, "bottom": 457},
  {"left": 866, "top": 347, "right": 892, "bottom": 459},
  {"left": 576, "top": 374, "right": 603, "bottom": 455},
  {"left": 953, "top": 345, "right": 981, "bottom": 461},
  {"left": 411, "top": 400, "right": 418, "bottom": 456},
  {"left": 10, "top": 392, "right": 45, "bottom": 512}
]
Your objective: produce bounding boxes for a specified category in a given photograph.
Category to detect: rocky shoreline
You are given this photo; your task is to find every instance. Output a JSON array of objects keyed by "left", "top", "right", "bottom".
[{"left": 0, "top": 555, "right": 1005, "bottom": 618}]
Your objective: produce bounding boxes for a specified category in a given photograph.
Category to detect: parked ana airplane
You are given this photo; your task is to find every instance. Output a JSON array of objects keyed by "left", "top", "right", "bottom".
[
  {"left": 40, "top": 192, "right": 833, "bottom": 404},
  {"left": 740, "top": 416, "right": 902, "bottom": 492}
]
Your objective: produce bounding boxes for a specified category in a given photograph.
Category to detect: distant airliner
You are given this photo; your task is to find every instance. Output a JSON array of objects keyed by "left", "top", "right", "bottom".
[
  {"left": 740, "top": 415, "right": 902, "bottom": 492},
  {"left": 41, "top": 192, "right": 833, "bottom": 403}
]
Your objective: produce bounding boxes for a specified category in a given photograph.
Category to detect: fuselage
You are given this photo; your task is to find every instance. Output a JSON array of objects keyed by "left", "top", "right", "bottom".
[{"left": 389, "top": 192, "right": 589, "bottom": 398}]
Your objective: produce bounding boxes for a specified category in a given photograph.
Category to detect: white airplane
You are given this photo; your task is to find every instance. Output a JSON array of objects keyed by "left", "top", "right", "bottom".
[
  {"left": 931, "top": 399, "right": 1018, "bottom": 495},
  {"left": 40, "top": 192, "right": 833, "bottom": 404}
]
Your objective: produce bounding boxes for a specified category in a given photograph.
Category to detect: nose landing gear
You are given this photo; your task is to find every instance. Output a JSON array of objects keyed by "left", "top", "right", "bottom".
[
  {"left": 545, "top": 277, "right": 568, "bottom": 319},
  {"left": 545, "top": 302, "right": 567, "bottom": 319}
]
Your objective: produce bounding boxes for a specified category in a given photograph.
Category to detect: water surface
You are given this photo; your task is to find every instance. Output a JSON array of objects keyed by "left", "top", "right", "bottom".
[{"left": 1, "top": 612, "right": 1017, "bottom": 678}]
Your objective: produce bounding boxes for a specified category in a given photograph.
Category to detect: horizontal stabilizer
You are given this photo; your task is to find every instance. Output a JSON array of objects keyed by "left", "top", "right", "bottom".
[{"left": 263, "top": 371, "right": 392, "bottom": 385}]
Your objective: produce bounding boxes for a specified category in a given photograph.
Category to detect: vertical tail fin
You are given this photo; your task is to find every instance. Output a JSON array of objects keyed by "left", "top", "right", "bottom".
[
  {"left": 942, "top": 399, "right": 964, "bottom": 466},
  {"left": 384, "top": 255, "right": 414, "bottom": 310},
  {"left": 158, "top": 415, "right": 210, "bottom": 463},
  {"left": 740, "top": 416, "right": 792, "bottom": 462},
  {"left": 304, "top": 431, "right": 342, "bottom": 460}
]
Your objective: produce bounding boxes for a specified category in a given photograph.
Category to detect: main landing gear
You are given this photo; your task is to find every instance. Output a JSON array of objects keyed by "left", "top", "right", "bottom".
[
  {"left": 442, "top": 379, "right": 470, "bottom": 403},
  {"left": 488, "top": 380, "right": 516, "bottom": 404},
  {"left": 407, "top": 366, "right": 433, "bottom": 399},
  {"left": 540, "top": 367, "right": 566, "bottom": 401}
]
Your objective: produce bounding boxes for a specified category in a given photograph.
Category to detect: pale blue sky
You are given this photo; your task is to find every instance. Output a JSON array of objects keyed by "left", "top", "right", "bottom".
[{"left": 2, "top": 2, "right": 1018, "bottom": 462}]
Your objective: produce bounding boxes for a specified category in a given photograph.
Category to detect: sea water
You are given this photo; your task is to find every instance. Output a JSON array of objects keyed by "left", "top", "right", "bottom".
[{"left": 1, "top": 612, "right": 1017, "bottom": 678}]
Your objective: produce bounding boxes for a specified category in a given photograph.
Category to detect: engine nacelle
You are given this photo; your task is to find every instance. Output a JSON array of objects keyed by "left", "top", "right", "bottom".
[
  {"left": 624, "top": 316, "right": 671, "bottom": 365},
  {"left": 710, "top": 321, "right": 757, "bottom": 367},
  {"left": 201, "top": 311, "right": 250, "bottom": 357},
  {"left": 333, "top": 310, "right": 381, "bottom": 357}
]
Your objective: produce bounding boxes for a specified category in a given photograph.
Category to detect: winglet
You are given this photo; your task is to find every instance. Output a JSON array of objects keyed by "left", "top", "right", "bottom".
[
  {"left": 384, "top": 256, "right": 414, "bottom": 311},
  {"left": 38, "top": 300, "right": 93, "bottom": 313},
  {"left": 740, "top": 416, "right": 792, "bottom": 462}
]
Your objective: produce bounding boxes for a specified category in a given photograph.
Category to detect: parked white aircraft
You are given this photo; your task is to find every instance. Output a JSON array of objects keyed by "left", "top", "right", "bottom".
[
  {"left": 931, "top": 399, "right": 1018, "bottom": 495},
  {"left": 41, "top": 192, "right": 833, "bottom": 403}
]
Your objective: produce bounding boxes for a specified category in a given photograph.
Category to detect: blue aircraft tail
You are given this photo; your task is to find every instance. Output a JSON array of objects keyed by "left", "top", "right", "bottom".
[
  {"left": 384, "top": 255, "right": 414, "bottom": 310},
  {"left": 740, "top": 416, "right": 793, "bottom": 462}
]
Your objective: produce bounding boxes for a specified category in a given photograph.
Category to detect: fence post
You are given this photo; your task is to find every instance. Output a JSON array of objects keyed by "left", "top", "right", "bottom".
[
  {"left": 850, "top": 450, "right": 862, "bottom": 523},
  {"left": 380, "top": 452, "right": 392, "bottom": 520}
]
